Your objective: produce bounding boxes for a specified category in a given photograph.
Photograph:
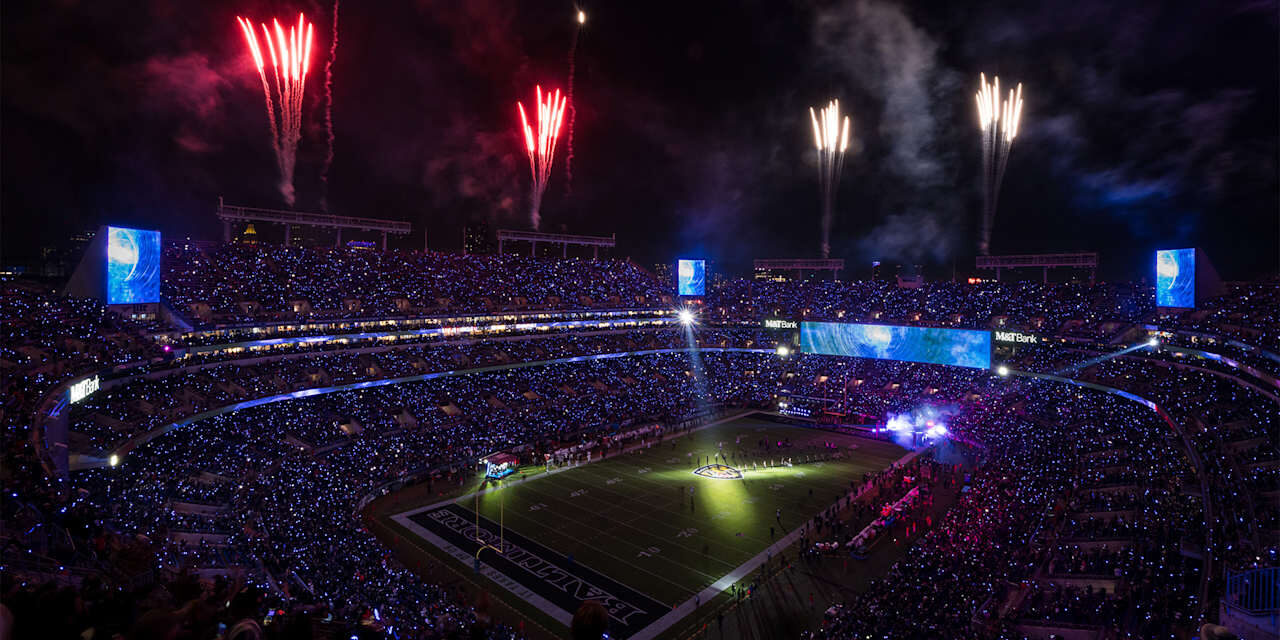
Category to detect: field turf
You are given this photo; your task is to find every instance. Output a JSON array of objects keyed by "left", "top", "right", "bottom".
[{"left": 391, "top": 414, "right": 905, "bottom": 636}]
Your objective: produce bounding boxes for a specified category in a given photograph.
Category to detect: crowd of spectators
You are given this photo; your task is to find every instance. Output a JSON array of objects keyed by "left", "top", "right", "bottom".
[
  {"left": 20, "top": 342, "right": 1253, "bottom": 638},
  {"left": 808, "top": 372, "right": 1207, "bottom": 638},
  {"left": 4, "top": 247, "right": 1278, "bottom": 639},
  {"left": 1069, "top": 356, "right": 1280, "bottom": 574},
  {"left": 8, "top": 350, "right": 791, "bottom": 637},
  {"left": 155, "top": 243, "right": 1280, "bottom": 358},
  {"left": 708, "top": 278, "right": 1152, "bottom": 337},
  {"left": 163, "top": 244, "right": 669, "bottom": 323},
  {"left": 62, "top": 328, "right": 774, "bottom": 454},
  {"left": 806, "top": 314, "right": 1277, "bottom": 637},
  {"left": 1156, "top": 282, "right": 1280, "bottom": 349},
  {"left": 1, "top": 282, "right": 162, "bottom": 418}
]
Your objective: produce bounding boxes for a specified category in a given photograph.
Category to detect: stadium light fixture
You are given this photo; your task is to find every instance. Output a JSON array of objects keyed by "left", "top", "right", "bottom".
[
  {"left": 677, "top": 309, "right": 695, "bottom": 326},
  {"left": 108, "top": 454, "right": 120, "bottom": 467},
  {"left": 1147, "top": 337, "right": 1159, "bottom": 347},
  {"left": 776, "top": 345, "right": 791, "bottom": 357},
  {"left": 996, "top": 365, "right": 1009, "bottom": 377}
]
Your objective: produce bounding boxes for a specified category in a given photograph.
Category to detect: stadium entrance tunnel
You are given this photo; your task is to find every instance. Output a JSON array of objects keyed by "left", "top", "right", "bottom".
[{"left": 693, "top": 463, "right": 743, "bottom": 479}]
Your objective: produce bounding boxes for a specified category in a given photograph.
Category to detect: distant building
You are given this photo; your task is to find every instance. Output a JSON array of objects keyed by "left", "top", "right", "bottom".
[
  {"left": 753, "top": 259, "right": 841, "bottom": 282},
  {"left": 464, "top": 222, "right": 495, "bottom": 255},
  {"left": 33, "top": 229, "right": 97, "bottom": 278}
]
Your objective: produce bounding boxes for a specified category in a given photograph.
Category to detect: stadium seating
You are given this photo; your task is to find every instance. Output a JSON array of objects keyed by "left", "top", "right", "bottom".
[{"left": 2, "top": 247, "right": 1277, "bottom": 639}]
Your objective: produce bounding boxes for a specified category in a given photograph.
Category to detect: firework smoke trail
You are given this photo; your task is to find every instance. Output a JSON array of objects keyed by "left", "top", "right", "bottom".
[
  {"left": 564, "top": 9, "right": 585, "bottom": 195},
  {"left": 809, "top": 99, "right": 851, "bottom": 259},
  {"left": 518, "top": 86, "right": 568, "bottom": 230},
  {"left": 975, "top": 73, "right": 1024, "bottom": 255},
  {"left": 237, "top": 14, "right": 315, "bottom": 207},
  {"left": 993, "top": 83, "right": 1023, "bottom": 229},
  {"left": 320, "top": 0, "right": 339, "bottom": 212}
]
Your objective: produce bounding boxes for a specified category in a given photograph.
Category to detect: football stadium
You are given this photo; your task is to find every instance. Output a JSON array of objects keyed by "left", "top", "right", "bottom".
[{"left": 3, "top": 3, "right": 1278, "bottom": 640}]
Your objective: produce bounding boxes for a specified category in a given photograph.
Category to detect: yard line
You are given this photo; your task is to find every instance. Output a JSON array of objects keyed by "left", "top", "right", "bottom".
[
  {"left": 460, "top": 495, "right": 703, "bottom": 597},
  {"left": 501, "top": 477, "right": 737, "bottom": 578},
  {"left": 554, "top": 465, "right": 779, "bottom": 548},
  {"left": 392, "top": 409, "right": 757, "bottom": 521}
]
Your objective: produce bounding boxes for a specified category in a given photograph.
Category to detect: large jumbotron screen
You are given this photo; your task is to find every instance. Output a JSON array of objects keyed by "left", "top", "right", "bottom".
[
  {"left": 800, "top": 321, "right": 992, "bottom": 369},
  {"left": 106, "top": 226, "right": 161, "bottom": 305},
  {"left": 1155, "top": 248, "right": 1195, "bottom": 308},
  {"left": 677, "top": 259, "right": 705, "bottom": 296}
]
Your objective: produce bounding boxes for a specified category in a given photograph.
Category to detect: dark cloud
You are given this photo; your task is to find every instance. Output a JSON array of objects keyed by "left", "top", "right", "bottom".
[
  {"left": 857, "top": 210, "right": 960, "bottom": 265},
  {"left": 139, "top": 52, "right": 238, "bottom": 154},
  {"left": 424, "top": 120, "right": 523, "bottom": 225}
]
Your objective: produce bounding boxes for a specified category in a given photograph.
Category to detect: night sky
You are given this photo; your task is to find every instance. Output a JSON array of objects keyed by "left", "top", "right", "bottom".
[{"left": 3, "top": 0, "right": 1277, "bottom": 279}]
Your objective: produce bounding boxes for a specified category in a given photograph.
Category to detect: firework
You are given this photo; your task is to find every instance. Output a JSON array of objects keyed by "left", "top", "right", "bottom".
[
  {"left": 565, "top": 8, "right": 586, "bottom": 195},
  {"left": 518, "top": 86, "right": 568, "bottom": 230},
  {"left": 976, "top": 73, "right": 1024, "bottom": 255},
  {"left": 321, "top": 0, "right": 339, "bottom": 212},
  {"left": 809, "top": 99, "right": 852, "bottom": 259},
  {"left": 236, "top": 13, "right": 315, "bottom": 207}
]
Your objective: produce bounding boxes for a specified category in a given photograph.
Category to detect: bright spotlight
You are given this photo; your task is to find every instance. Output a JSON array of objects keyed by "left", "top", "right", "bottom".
[
  {"left": 677, "top": 309, "right": 695, "bottom": 325},
  {"left": 108, "top": 454, "right": 120, "bottom": 467},
  {"left": 776, "top": 345, "right": 791, "bottom": 357},
  {"left": 996, "top": 365, "right": 1009, "bottom": 377},
  {"left": 1147, "top": 337, "right": 1159, "bottom": 347},
  {"left": 577, "top": 10, "right": 586, "bottom": 24}
]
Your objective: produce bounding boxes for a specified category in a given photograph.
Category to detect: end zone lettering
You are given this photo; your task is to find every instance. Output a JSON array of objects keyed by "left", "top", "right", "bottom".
[{"left": 415, "top": 505, "right": 664, "bottom": 631}]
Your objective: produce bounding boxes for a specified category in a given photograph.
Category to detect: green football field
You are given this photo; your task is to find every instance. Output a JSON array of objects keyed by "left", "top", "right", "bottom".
[{"left": 430, "top": 415, "right": 906, "bottom": 614}]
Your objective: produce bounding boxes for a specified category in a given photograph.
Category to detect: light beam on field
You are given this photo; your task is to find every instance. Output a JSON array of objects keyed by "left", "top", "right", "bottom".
[
  {"left": 517, "top": 86, "right": 568, "bottom": 230},
  {"left": 976, "top": 73, "right": 1024, "bottom": 255},
  {"left": 809, "top": 100, "right": 852, "bottom": 259},
  {"left": 677, "top": 308, "right": 711, "bottom": 409},
  {"left": 237, "top": 13, "right": 315, "bottom": 207}
]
